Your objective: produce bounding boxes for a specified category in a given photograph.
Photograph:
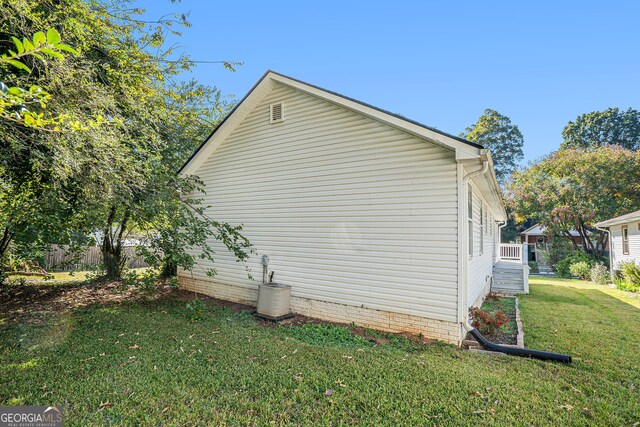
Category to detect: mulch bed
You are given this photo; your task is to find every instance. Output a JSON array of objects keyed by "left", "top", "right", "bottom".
[{"left": 465, "top": 294, "right": 518, "bottom": 346}]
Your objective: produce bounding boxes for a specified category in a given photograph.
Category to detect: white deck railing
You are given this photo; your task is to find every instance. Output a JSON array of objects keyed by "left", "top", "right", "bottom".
[{"left": 499, "top": 243, "right": 528, "bottom": 263}]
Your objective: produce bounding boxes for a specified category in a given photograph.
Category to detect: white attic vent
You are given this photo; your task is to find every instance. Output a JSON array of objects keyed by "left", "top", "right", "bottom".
[{"left": 270, "top": 102, "right": 284, "bottom": 124}]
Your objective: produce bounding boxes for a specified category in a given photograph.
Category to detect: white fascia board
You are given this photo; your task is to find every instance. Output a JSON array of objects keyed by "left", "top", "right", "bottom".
[
  {"left": 180, "top": 70, "right": 484, "bottom": 177},
  {"left": 458, "top": 152, "right": 507, "bottom": 222},
  {"left": 269, "top": 73, "right": 482, "bottom": 158},
  {"left": 179, "top": 78, "right": 276, "bottom": 176}
]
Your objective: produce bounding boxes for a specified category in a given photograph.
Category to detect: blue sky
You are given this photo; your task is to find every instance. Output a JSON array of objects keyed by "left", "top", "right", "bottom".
[{"left": 138, "top": 0, "right": 640, "bottom": 164}]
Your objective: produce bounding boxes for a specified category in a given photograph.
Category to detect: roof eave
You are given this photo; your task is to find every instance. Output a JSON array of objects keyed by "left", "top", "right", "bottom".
[{"left": 179, "top": 70, "right": 484, "bottom": 176}]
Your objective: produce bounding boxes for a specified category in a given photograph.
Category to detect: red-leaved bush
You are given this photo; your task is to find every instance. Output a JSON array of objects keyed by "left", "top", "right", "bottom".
[{"left": 469, "top": 307, "right": 510, "bottom": 336}]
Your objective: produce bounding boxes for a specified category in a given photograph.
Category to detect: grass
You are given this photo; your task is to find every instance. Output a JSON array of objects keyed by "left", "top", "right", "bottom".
[
  {"left": 6, "top": 271, "right": 91, "bottom": 282},
  {"left": 0, "top": 277, "right": 639, "bottom": 425},
  {"left": 6, "top": 268, "right": 153, "bottom": 284}
]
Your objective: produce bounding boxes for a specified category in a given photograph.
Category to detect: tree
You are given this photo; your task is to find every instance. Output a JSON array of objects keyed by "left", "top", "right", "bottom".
[
  {"left": 506, "top": 146, "right": 640, "bottom": 258},
  {"left": 461, "top": 109, "right": 525, "bottom": 184},
  {"left": 1, "top": 0, "right": 252, "bottom": 280},
  {"left": 0, "top": 28, "right": 83, "bottom": 264},
  {"left": 561, "top": 108, "right": 640, "bottom": 151}
]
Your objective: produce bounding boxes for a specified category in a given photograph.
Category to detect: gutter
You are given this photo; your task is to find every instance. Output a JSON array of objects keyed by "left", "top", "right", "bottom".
[
  {"left": 458, "top": 152, "right": 489, "bottom": 329},
  {"left": 458, "top": 153, "right": 570, "bottom": 363},
  {"left": 496, "top": 220, "right": 506, "bottom": 254}
]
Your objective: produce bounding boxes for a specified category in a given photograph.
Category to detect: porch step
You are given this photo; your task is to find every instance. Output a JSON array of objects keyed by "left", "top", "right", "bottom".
[{"left": 492, "top": 261, "right": 526, "bottom": 294}]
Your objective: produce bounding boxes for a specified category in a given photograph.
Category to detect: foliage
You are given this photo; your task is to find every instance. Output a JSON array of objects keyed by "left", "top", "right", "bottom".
[
  {"left": 616, "top": 261, "right": 640, "bottom": 292},
  {"left": 461, "top": 109, "right": 524, "bottom": 184},
  {"left": 133, "top": 175, "right": 253, "bottom": 280},
  {"left": 537, "top": 237, "right": 574, "bottom": 267},
  {"left": 185, "top": 297, "right": 206, "bottom": 321},
  {"left": 500, "top": 212, "right": 520, "bottom": 243},
  {"left": 528, "top": 261, "right": 539, "bottom": 273},
  {"left": 561, "top": 108, "right": 640, "bottom": 151},
  {"left": 590, "top": 263, "right": 610, "bottom": 285},
  {"left": 0, "top": 28, "right": 79, "bottom": 129},
  {"left": 507, "top": 146, "right": 640, "bottom": 258},
  {"left": 122, "top": 269, "right": 158, "bottom": 293},
  {"left": 1, "top": 0, "right": 250, "bottom": 280},
  {"left": 469, "top": 306, "right": 510, "bottom": 336},
  {"left": 554, "top": 251, "right": 596, "bottom": 278},
  {"left": 569, "top": 261, "right": 591, "bottom": 280}
]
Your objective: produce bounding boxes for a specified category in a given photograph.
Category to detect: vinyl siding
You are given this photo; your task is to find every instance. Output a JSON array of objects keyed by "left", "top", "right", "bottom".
[
  {"left": 610, "top": 222, "right": 640, "bottom": 269},
  {"left": 467, "top": 180, "right": 497, "bottom": 306},
  {"left": 179, "top": 82, "right": 460, "bottom": 322}
]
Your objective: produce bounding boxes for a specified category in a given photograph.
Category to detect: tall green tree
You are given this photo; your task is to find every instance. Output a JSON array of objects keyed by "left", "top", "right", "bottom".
[
  {"left": 1, "top": 0, "right": 252, "bottom": 280},
  {"left": 461, "top": 109, "right": 525, "bottom": 184},
  {"left": 506, "top": 146, "right": 640, "bottom": 258},
  {"left": 561, "top": 108, "right": 640, "bottom": 151}
]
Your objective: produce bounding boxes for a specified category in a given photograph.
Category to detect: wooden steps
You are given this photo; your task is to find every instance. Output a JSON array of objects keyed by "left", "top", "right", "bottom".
[{"left": 492, "top": 261, "right": 527, "bottom": 294}]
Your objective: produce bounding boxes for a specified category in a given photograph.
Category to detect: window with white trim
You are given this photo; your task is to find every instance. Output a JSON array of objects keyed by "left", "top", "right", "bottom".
[
  {"left": 468, "top": 184, "right": 473, "bottom": 257},
  {"left": 622, "top": 225, "right": 629, "bottom": 255},
  {"left": 480, "top": 203, "right": 484, "bottom": 254}
]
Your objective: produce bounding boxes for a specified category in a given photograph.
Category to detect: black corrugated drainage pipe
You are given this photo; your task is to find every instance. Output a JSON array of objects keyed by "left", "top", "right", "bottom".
[{"left": 469, "top": 328, "right": 572, "bottom": 363}]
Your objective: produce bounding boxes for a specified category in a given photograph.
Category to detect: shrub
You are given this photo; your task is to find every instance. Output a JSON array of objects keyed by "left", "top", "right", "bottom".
[
  {"left": 528, "top": 261, "right": 539, "bottom": 273},
  {"left": 616, "top": 261, "right": 640, "bottom": 292},
  {"left": 569, "top": 261, "right": 591, "bottom": 280},
  {"left": 590, "top": 263, "right": 610, "bottom": 285},
  {"left": 554, "top": 251, "right": 596, "bottom": 278},
  {"left": 539, "top": 237, "right": 574, "bottom": 267},
  {"left": 122, "top": 269, "right": 158, "bottom": 292},
  {"left": 469, "top": 306, "right": 510, "bottom": 336},
  {"left": 185, "top": 298, "right": 206, "bottom": 321}
]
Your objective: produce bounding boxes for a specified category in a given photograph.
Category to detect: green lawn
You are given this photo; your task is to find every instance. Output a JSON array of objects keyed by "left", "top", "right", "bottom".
[{"left": 0, "top": 277, "right": 638, "bottom": 426}]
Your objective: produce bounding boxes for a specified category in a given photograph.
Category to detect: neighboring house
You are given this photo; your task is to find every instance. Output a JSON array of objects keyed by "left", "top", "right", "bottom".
[
  {"left": 595, "top": 210, "right": 640, "bottom": 275},
  {"left": 177, "top": 71, "right": 528, "bottom": 345},
  {"left": 518, "top": 223, "right": 587, "bottom": 262}
]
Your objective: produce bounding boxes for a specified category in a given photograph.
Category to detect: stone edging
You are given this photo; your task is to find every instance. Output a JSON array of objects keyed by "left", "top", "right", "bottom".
[{"left": 514, "top": 296, "right": 525, "bottom": 348}]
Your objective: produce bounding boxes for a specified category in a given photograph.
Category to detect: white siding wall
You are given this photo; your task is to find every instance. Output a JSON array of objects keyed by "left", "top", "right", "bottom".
[
  {"left": 179, "top": 82, "right": 460, "bottom": 322},
  {"left": 467, "top": 181, "right": 497, "bottom": 307},
  {"left": 610, "top": 222, "right": 640, "bottom": 270}
]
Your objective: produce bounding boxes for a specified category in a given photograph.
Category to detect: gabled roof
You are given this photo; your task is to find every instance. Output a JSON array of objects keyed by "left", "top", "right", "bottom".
[
  {"left": 178, "top": 70, "right": 505, "bottom": 220},
  {"left": 518, "top": 223, "right": 583, "bottom": 237},
  {"left": 179, "top": 70, "right": 483, "bottom": 176},
  {"left": 595, "top": 209, "right": 640, "bottom": 228}
]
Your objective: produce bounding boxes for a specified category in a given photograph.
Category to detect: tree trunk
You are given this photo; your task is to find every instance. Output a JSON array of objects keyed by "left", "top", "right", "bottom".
[
  {"left": 563, "top": 230, "right": 579, "bottom": 251},
  {"left": 101, "top": 207, "right": 130, "bottom": 280},
  {"left": 160, "top": 258, "right": 177, "bottom": 278},
  {"left": 577, "top": 220, "right": 594, "bottom": 255},
  {"left": 0, "top": 226, "right": 13, "bottom": 261}
]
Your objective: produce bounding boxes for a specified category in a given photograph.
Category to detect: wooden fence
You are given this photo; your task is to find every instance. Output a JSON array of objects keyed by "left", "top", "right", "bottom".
[{"left": 45, "top": 245, "right": 149, "bottom": 272}]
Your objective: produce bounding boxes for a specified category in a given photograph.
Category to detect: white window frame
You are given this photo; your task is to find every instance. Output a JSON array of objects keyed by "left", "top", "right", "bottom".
[
  {"left": 622, "top": 225, "right": 629, "bottom": 255},
  {"left": 480, "top": 203, "right": 484, "bottom": 255},
  {"left": 468, "top": 184, "right": 473, "bottom": 258}
]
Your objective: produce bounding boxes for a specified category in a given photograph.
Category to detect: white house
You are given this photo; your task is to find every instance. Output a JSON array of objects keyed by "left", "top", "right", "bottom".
[
  {"left": 178, "top": 71, "right": 527, "bottom": 345},
  {"left": 595, "top": 209, "right": 640, "bottom": 274}
]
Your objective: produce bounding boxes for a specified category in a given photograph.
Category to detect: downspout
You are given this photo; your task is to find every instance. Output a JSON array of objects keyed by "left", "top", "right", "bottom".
[
  {"left": 459, "top": 154, "right": 571, "bottom": 363},
  {"left": 496, "top": 220, "right": 506, "bottom": 260},
  {"left": 463, "top": 323, "right": 572, "bottom": 363},
  {"left": 459, "top": 153, "right": 489, "bottom": 332},
  {"left": 595, "top": 225, "right": 613, "bottom": 274}
]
